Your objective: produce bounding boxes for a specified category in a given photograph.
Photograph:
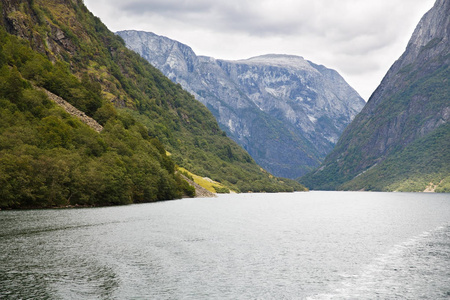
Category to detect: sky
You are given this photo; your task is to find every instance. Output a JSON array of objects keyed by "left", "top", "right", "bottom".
[{"left": 83, "top": 0, "right": 435, "bottom": 100}]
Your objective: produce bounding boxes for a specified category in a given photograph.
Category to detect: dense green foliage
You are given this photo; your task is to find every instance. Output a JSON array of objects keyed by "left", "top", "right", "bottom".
[
  {"left": 0, "top": 0, "right": 305, "bottom": 208},
  {"left": 339, "top": 123, "right": 450, "bottom": 192},
  {"left": 0, "top": 33, "right": 194, "bottom": 208},
  {"left": 128, "top": 108, "right": 304, "bottom": 193}
]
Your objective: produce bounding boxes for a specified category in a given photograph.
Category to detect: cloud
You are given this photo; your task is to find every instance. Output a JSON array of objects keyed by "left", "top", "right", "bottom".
[
  {"left": 83, "top": 0, "right": 435, "bottom": 99},
  {"left": 120, "top": 0, "right": 213, "bottom": 16}
]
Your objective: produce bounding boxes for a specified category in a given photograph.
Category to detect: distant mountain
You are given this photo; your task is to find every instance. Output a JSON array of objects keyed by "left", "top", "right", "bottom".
[
  {"left": 117, "top": 30, "right": 365, "bottom": 178},
  {"left": 301, "top": 0, "right": 450, "bottom": 192}
]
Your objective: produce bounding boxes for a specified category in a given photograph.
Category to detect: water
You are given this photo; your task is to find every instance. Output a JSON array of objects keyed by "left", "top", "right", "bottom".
[{"left": 1, "top": 191, "right": 449, "bottom": 299}]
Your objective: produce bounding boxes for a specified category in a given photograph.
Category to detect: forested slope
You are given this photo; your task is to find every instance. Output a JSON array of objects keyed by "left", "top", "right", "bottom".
[
  {"left": 0, "top": 29, "right": 194, "bottom": 208},
  {"left": 300, "top": 0, "right": 449, "bottom": 192},
  {"left": 0, "top": 0, "right": 304, "bottom": 208}
]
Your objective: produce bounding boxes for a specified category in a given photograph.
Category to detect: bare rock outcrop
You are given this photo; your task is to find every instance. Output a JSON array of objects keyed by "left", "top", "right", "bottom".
[{"left": 41, "top": 88, "right": 103, "bottom": 133}]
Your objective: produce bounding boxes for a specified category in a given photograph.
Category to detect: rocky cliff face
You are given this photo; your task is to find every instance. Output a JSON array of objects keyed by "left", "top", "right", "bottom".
[
  {"left": 301, "top": 0, "right": 450, "bottom": 191},
  {"left": 117, "top": 30, "right": 365, "bottom": 178},
  {"left": 1, "top": 0, "right": 80, "bottom": 60}
]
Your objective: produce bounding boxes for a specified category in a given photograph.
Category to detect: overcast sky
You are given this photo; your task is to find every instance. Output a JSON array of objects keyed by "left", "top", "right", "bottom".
[{"left": 83, "top": 0, "right": 435, "bottom": 100}]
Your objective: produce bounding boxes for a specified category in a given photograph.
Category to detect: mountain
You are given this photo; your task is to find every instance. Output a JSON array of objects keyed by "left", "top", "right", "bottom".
[
  {"left": 0, "top": 0, "right": 305, "bottom": 208},
  {"left": 117, "top": 30, "right": 365, "bottom": 179},
  {"left": 300, "top": 0, "right": 450, "bottom": 192}
]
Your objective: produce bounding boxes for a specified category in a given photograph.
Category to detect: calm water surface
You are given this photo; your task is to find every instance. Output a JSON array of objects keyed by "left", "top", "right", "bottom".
[{"left": 1, "top": 191, "right": 450, "bottom": 299}]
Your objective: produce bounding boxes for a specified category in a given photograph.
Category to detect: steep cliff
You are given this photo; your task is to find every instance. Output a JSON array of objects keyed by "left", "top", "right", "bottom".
[
  {"left": 117, "top": 30, "right": 365, "bottom": 178},
  {"left": 301, "top": 0, "right": 450, "bottom": 192}
]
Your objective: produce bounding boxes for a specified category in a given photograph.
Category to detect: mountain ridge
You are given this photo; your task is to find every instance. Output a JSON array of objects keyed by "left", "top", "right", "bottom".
[
  {"left": 117, "top": 30, "right": 365, "bottom": 178},
  {"left": 300, "top": 0, "right": 450, "bottom": 192}
]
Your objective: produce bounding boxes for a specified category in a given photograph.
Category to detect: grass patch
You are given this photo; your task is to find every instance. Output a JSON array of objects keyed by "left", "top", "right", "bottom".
[{"left": 178, "top": 167, "right": 232, "bottom": 193}]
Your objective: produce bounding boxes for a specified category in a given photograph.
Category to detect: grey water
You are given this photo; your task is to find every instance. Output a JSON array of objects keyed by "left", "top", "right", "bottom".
[{"left": 1, "top": 191, "right": 450, "bottom": 299}]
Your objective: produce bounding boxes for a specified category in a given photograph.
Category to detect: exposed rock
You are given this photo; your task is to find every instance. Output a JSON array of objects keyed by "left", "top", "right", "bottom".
[
  {"left": 48, "top": 23, "right": 76, "bottom": 55},
  {"left": 0, "top": 0, "right": 77, "bottom": 59},
  {"left": 302, "top": 0, "right": 449, "bottom": 190},
  {"left": 339, "top": 0, "right": 448, "bottom": 168},
  {"left": 423, "top": 182, "right": 437, "bottom": 193},
  {"left": 40, "top": 88, "right": 104, "bottom": 133},
  {"left": 117, "top": 30, "right": 365, "bottom": 178}
]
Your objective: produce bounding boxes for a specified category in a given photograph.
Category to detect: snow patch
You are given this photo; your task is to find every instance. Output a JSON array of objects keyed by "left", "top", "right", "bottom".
[{"left": 307, "top": 115, "right": 317, "bottom": 123}]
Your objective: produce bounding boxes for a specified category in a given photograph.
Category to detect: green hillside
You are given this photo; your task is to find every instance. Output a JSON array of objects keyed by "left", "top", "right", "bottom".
[
  {"left": 0, "top": 30, "right": 193, "bottom": 208},
  {"left": 339, "top": 123, "right": 450, "bottom": 192},
  {"left": 300, "top": 64, "right": 450, "bottom": 192},
  {"left": 0, "top": 0, "right": 305, "bottom": 208},
  {"left": 299, "top": 0, "right": 449, "bottom": 192}
]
